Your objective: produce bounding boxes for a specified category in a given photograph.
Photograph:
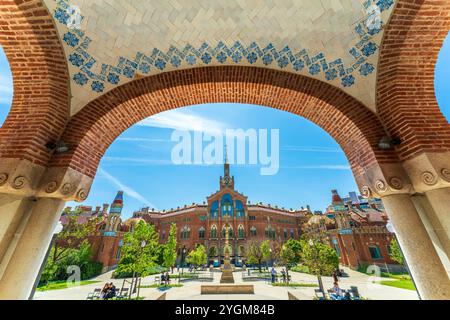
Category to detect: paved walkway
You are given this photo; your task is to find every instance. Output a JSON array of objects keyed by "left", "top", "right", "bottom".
[{"left": 33, "top": 267, "right": 419, "bottom": 300}]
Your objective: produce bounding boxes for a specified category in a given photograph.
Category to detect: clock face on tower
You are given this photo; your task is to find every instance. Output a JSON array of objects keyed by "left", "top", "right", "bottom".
[{"left": 224, "top": 176, "right": 230, "bottom": 185}]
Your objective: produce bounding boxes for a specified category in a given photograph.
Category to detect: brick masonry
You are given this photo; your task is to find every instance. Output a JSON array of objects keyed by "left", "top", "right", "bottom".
[
  {"left": 0, "top": 0, "right": 449, "bottom": 199},
  {"left": 49, "top": 66, "right": 397, "bottom": 181},
  {"left": 377, "top": 0, "right": 450, "bottom": 161},
  {"left": 0, "top": 0, "right": 70, "bottom": 166}
]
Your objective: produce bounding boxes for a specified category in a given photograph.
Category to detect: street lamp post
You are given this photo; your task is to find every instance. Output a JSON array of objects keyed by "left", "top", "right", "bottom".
[{"left": 181, "top": 248, "right": 186, "bottom": 275}]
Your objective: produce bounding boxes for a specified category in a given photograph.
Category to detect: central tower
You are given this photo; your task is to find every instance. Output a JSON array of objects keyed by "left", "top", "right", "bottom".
[{"left": 220, "top": 144, "right": 234, "bottom": 190}]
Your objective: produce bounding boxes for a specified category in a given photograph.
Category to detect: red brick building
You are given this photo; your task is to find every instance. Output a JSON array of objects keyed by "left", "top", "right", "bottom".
[
  {"left": 127, "top": 160, "right": 310, "bottom": 267},
  {"left": 303, "top": 190, "right": 400, "bottom": 271},
  {"left": 64, "top": 160, "right": 399, "bottom": 273}
]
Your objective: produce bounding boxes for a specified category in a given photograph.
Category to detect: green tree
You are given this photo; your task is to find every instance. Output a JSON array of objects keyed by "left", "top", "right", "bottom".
[
  {"left": 301, "top": 239, "right": 339, "bottom": 294},
  {"left": 246, "top": 240, "right": 271, "bottom": 272},
  {"left": 389, "top": 237, "right": 405, "bottom": 265},
  {"left": 283, "top": 239, "right": 304, "bottom": 264},
  {"left": 53, "top": 209, "right": 99, "bottom": 264},
  {"left": 186, "top": 245, "right": 207, "bottom": 270},
  {"left": 278, "top": 244, "right": 296, "bottom": 283},
  {"left": 41, "top": 210, "right": 101, "bottom": 283},
  {"left": 163, "top": 223, "right": 177, "bottom": 270},
  {"left": 116, "top": 220, "right": 160, "bottom": 277},
  {"left": 40, "top": 242, "right": 102, "bottom": 284}
]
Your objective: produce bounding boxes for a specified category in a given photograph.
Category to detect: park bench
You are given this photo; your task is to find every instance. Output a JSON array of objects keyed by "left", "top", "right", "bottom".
[
  {"left": 314, "top": 289, "right": 328, "bottom": 300},
  {"left": 116, "top": 287, "right": 129, "bottom": 299},
  {"left": 86, "top": 288, "right": 102, "bottom": 300}
]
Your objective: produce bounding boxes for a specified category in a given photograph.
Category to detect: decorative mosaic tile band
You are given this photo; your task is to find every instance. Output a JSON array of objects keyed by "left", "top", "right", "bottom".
[{"left": 52, "top": 0, "right": 394, "bottom": 94}]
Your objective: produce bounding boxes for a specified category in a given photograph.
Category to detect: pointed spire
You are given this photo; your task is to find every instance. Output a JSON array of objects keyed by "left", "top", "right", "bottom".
[
  {"left": 224, "top": 143, "right": 230, "bottom": 178},
  {"left": 109, "top": 191, "right": 124, "bottom": 215},
  {"left": 224, "top": 142, "right": 229, "bottom": 164}
]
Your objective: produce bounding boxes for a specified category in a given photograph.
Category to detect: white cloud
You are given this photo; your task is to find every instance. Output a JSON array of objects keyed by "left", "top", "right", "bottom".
[
  {"left": 281, "top": 145, "right": 343, "bottom": 153},
  {"left": 137, "top": 109, "right": 228, "bottom": 134},
  {"left": 98, "top": 168, "right": 158, "bottom": 209}
]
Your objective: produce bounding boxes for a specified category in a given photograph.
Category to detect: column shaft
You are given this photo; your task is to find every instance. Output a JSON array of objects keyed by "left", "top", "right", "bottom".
[
  {"left": 0, "top": 198, "right": 65, "bottom": 300},
  {"left": 382, "top": 194, "right": 450, "bottom": 300},
  {"left": 424, "top": 188, "right": 450, "bottom": 259}
]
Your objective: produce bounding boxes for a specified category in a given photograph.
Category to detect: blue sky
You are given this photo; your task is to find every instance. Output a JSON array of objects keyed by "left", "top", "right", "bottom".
[{"left": 1, "top": 33, "right": 449, "bottom": 218}]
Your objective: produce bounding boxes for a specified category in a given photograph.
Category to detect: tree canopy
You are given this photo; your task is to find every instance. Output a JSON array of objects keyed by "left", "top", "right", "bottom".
[
  {"left": 163, "top": 223, "right": 177, "bottom": 268},
  {"left": 246, "top": 240, "right": 271, "bottom": 271},
  {"left": 186, "top": 245, "right": 207, "bottom": 268},
  {"left": 116, "top": 220, "right": 160, "bottom": 277},
  {"left": 389, "top": 237, "right": 405, "bottom": 266},
  {"left": 300, "top": 240, "right": 339, "bottom": 277}
]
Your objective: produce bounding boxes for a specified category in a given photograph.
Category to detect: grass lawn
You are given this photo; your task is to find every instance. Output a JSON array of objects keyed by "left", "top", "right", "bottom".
[
  {"left": 272, "top": 283, "right": 318, "bottom": 288},
  {"left": 37, "top": 280, "right": 100, "bottom": 291},
  {"left": 378, "top": 279, "right": 416, "bottom": 291}
]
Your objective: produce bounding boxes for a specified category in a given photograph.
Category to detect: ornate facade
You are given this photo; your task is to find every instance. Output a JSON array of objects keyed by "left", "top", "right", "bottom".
[
  {"left": 303, "top": 190, "right": 399, "bottom": 271},
  {"left": 62, "top": 164, "right": 398, "bottom": 272}
]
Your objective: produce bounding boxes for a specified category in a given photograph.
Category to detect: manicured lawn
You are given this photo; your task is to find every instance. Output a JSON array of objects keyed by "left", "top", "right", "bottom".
[
  {"left": 378, "top": 279, "right": 416, "bottom": 291},
  {"left": 37, "top": 280, "right": 100, "bottom": 291},
  {"left": 272, "top": 282, "right": 318, "bottom": 288}
]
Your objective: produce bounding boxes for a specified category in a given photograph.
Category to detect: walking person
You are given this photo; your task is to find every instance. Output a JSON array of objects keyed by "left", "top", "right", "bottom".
[
  {"left": 281, "top": 268, "right": 286, "bottom": 283},
  {"left": 271, "top": 267, "right": 277, "bottom": 283},
  {"left": 332, "top": 269, "right": 339, "bottom": 283}
]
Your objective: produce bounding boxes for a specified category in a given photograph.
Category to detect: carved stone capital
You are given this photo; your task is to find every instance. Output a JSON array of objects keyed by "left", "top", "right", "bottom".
[
  {"left": 37, "top": 166, "right": 93, "bottom": 201},
  {"left": 354, "top": 162, "right": 414, "bottom": 199},
  {"left": 402, "top": 152, "right": 450, "bottom": 193},
  {"left": 0, "top": 158, "right": 46, "bottom": 196}
]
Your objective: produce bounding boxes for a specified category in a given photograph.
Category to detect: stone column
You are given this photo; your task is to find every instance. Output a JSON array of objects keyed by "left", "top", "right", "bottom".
[
  {"left": 382, "top": 194, "right": 450, "bottom": 300},
  {"left": 0, "top": 194, "right": 34, "bottom": 263},
  {"left": 0, "top": 197, "right": 65, "bottom": 300},
  {"left": 402, "top": 153, "right": 450, "bottom": 263},
  {"left": 423, "top": 188, "right": 450, "bottom": 258}
]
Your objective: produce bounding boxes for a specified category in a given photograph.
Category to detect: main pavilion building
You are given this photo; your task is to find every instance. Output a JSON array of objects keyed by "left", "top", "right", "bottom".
[{"left": 62, "top": 160, "right": 396, "bottom": 272}]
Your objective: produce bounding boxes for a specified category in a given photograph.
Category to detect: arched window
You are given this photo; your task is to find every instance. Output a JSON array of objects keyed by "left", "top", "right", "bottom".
[
  {"left": 209, "top": 246, "right": 218, "bottom": 257},
  {"left": 210, "top": 225, "right": 218, "bottom": 238},
  {"left": 222, "top": 225, "right": 233, "bottom": 238},
  {"left": 265, "top": 226, "right": 276, "bottom": 239},
  {"left": 238, "top": 225, "right": 245, "bottom": 238},
  {"left": 290, "top": 228, "right": 295, "bottom": 239},
  {"left": 221, "top": 194, "right": 233, "bottom": 217},
  {"left": 180, "top": 226, "right": 190, "bottom": 239},
  {"left": 283, "top": 229, "right": 288, "bottom": 239},
  {"left": 250, "top": 226, "right": 257, "bottom": 237},
  {"left": 236, "top": 200, "right": 245, "bottom": 218},
  {"left": 198, "top": 227, "right": 205, "bottom": 239},
  {"left": 210, "top": 201, "right": 219, "bottom": 218},
  {"left": 368, "top": 245, "right": 382, "bottom": 260}
]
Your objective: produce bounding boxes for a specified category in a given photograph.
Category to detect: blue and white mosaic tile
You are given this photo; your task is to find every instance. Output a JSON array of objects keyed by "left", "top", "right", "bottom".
[{"left": 51, "top": 0, "right": 394, "bottom": 94}]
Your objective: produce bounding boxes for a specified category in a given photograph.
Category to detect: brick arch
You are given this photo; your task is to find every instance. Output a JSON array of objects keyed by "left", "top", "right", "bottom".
[
  {"left": 377, "top": 0, "right": 450, "bottom": 161},
  {"left": 0, "top": 0, "right": 69, "bottom": 165},
  {"left": 50, "top": 66, "right": 397, "bottom": 186}
]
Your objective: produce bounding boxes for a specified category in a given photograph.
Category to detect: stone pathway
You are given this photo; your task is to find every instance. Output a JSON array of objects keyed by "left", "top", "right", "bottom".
[{"left": 33, "top": 267, "right": 419, "bottom": 300}]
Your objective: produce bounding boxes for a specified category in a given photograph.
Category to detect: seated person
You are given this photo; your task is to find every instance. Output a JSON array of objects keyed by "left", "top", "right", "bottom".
[
  {"left": 100, "top": 283, "right": 110, "bottom": 299},
  {"left": 329, "top": 282, "right": 344, "bottom": 300},
  {"left": 165, "top": 272, "right": 170, "bottom": 285}
]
